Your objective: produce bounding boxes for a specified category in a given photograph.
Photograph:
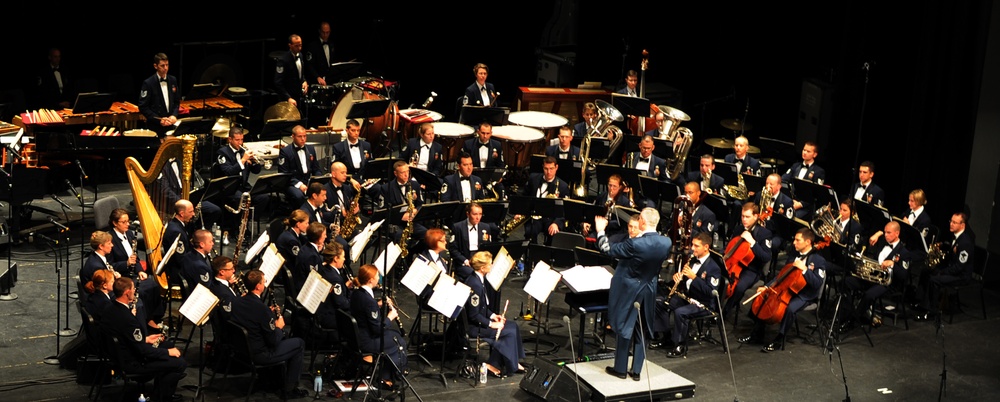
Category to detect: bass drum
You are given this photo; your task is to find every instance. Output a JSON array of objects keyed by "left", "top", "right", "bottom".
[{"left": 328, "top": 87, "right": 399, "bottom": 157}]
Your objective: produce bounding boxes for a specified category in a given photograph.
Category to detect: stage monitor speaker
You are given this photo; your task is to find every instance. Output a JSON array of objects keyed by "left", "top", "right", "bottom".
[
  {"left": 58, "top": 332, "right": 90, "bottom": 370},
  {"left": 796, "top": 78, "right": 834, "bottom": 155},
  {"left": 0, "top": 261, "right": 16, "bottom": 300},
  {"left": 519, "top": 358, "right": 592, "bottom": 402}
]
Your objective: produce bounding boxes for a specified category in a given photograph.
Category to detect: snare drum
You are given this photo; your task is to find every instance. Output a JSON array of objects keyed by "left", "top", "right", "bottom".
[
  {"left": 328, "top": 87, "right": 399, "bottom": 157},
  {"left": 493, "top": 125, "right": 545, "bottom": 169},
  {"left": 432, "top": 122, "right": 475, "bottom": 162},
  {"left": 304, "top": 84, "right": 340, "bottom": 109},
  {"left": 508, "top": 111, "right": 568, "bottom": 140}
]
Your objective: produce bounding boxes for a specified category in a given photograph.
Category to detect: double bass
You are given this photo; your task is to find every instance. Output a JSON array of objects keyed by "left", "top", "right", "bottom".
[{"left": 627, "top": 50, "right": 660, "bottom": 136}]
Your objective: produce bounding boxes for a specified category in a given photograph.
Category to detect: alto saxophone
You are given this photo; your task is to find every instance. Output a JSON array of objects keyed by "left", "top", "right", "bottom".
[
  {"left": 399, "top": 183, "right": 416, "bottom": 257},
  {"left": 340, "top": 178, "right": 378, "bottom": 238}
]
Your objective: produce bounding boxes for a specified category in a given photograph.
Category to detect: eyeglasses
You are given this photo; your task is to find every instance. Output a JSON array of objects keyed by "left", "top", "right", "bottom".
[{"left": 117, "top": 219, "right": 129, "bottom": 223}]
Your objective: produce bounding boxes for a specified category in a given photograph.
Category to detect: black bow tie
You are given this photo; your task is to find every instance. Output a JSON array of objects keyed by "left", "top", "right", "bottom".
[
  {"left": 159, "top": 78, "right": 167, "bottom": 83},
  {"left": 478, "top": 142, "right": 489, "bottom": 148},
  {"left": 349, "top": 143, "right": 359, "bottom": 148},
  {"left": 321, "top": 41, "right": 328, "bottom": 45},
  {"left": 803, "top": 164, "right": 810, "bottom": 169},
  {"left": 460, "top": 176, "right": 470, "bottom": 181},
  {"left": 691, "top": 258, "right": 701, "bottom": 266},
  {"left": 860, "top": 184, "right": 867, "bottom": 190},
  {"left": 52, "top": 67, "right": 60, "bottom": 72},
  {"left": 639, "top": 157, "right": 650, "bottom": 163},
  {"left": 470, "top": 225, "right": 477, "bottom": 232},
  {"left": 295, "top": 146, "right": 305, "bottom": 152},
  {"left": 736, "top": 158, "right": 744, "bottom": 164}
]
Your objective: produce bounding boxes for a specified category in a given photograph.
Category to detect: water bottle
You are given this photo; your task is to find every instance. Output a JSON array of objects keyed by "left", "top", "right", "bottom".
[
  {"left": 313, "top": 370, "right": 323, "bottom": 394},
  {"left": 479, "top": 362, "right": 488, "bottom": 384},
  {"left": 462, "top": 95, "right": 469, "bottom": 106},
  {"left": 517, "top": 260, "right": 525, "bottom": 274},
  {"left": 138, "top": 394, "right": 146, "bottom": 402}
]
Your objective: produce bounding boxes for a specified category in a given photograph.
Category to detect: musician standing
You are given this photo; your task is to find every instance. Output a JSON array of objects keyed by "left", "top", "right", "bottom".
[
  {"left": 273, "top": 34, "right": 324, "bottom": 111},
  {"left": 847, "top": 161, "right": 886, "bottom": 208},
  {"left": 137, "top": 53, "right": 179, "bottom": 139},
  {"left": 463, "top": 63, "right": 497, "bottom": 107},
  {"left": 331, "top": 119, "right": 373, "bottom": 179},
  {"left": 595, "top": 208, "right": 672, "bottom": 381},
  {"left": 915, "top": 212, "right": 975, "bottom": 321},
  {"left": 33, "top": 47, "right": 74, "bottom": 110},
  {"left": 739, "top": 227, "right": 826, "bottom": 352},
  {"left": 520, "top": 156, "right": 569, "bottom": 245},
  {"left": 441, "top": 153, "right": 486, "bottom": 203},
  {"left": 465, "top": 251, "right": 526, "bottom": 377},
  {"left": 841, "top": 221, "right": 911, "bottom": 331},
  {"left": 229, "top": 269, "right": 309, "bottom": 399},
  {"left": 403, "top": 122, "right": 445, "bottom": 177},
  {"left": 721, "top": 202, "right": 773, "bottom": 318},
  {"left": 278, "top": 125, "right": 323, "bottom": 208},
  {"left": 624, "top": 136, "right": 668, "bottom": 181},
  {"left": 663, "top": 232, "right": 721, "bottom": 358},
  {"left": 617, "top": 70, "right": 640, "bottom": 97},
  {"left": 545, "top": 126, "right": 581, "bottom": 161},
  {"left": 304, "top": 22, "right": 334, "bottom": 82}
]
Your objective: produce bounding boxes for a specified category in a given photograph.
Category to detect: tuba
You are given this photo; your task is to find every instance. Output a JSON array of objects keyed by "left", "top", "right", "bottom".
[
  {"left": 810, "top": 204, "right": 844, "bottom": 246},
  {"left": 656, "top": 105, "right": 694, "bottom": 181},
  {"left": 583, "top": 99, "right": 625, "bottom": 165}
]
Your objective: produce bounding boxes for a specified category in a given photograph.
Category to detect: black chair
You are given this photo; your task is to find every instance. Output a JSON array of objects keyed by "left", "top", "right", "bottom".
[
  {"left": 308, "top": 313, "right": 341, "bottom": 372},
  {"left": 687, "top": 261, "right": 728, "bottom": 353},
  {"left": 221, "top": 321, "right": 287, "bottom": 402},
  {"left": 941, "top": 248, "right": 990, "bottom": 324},
  {"left": 101, "top": 331, "right": 155, "bottom": 402},
  {"left": 336, "top": 308, "right": 374, "bottom": 399},
  {"left": 450, "top": 310, "right": 492, "bottom": 387},
  {"left": 78, "top": 301, "right": 110, "bottom": 401}
]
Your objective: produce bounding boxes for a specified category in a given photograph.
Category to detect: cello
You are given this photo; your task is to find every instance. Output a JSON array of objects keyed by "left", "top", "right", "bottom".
[
  {"left": 747, "top": 258, "right": 808, "bottom": 324},
  {"left": 722, "top": 227, "right": 755, "bottom": 298}
]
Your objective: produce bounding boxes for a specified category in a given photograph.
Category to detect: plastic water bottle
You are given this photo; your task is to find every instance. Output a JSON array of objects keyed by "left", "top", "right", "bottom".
[
  {"left": 479, "top": 362, "right": 488, "bottom": 384},
  {"left": 313, "top": 370, "right": 323, "bottom": 394},
  {"left": 462, "top": 95, "right": 469, "bottom": 106},
  {"left": 517, "top": 260, "right": 525, "bottom": 274},
  {"left": 138, "top": 394, "right": 146, "bottom": 402}
]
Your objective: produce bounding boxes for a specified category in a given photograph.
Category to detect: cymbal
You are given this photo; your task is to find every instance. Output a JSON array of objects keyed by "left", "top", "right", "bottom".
[
  {"left": 760, "top": 157, "right": 785, "bottom": 166},
  {"left": 264, "top": 101, "right": 301, "bottom": 121},
  {"left": 211, "top": 118, "right": 231, "bottom": 138},
  {"left": 704, "top": 137, "right": 734, "bottom": 149},
  {"left": 720, "top": 118, "right": 753, "bottom": 132},
  {"left": 747, "top": 145, "right": 761, "bottom": 154}
]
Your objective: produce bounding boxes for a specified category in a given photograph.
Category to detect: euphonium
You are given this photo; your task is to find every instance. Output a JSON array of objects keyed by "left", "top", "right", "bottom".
[
  {"left": 586, "top": 99, "right": 624, "bottom": 165},
  {"left": 925, "top": 242, "right": 949, "bottom": 269},
  {"left": 810, "top": 204, "right": 844, "bottom": 245},
  {"left": 849, "top": 253, "right": 892, "bottom": 286},
  {"left": 759, "top": 185, "right": 774, "bottom": 215},
  {"left": 725, "top": 171, "right": 749, "bottom": 200}
]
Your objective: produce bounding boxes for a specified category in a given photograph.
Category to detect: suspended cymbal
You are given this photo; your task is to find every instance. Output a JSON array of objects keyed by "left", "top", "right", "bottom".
[
  {"left": 264, "top": 101, "right": 301, "bottom": 121},
  {"left": 760, "top": 157, "right": 785, "bottom": 166},
  {"left": 720, "top": 118, "right": 753, "bottom": 132},
  {"left": 747, "top": 145, "right": 762, "bottom": 154},
  {"left": 704, "top": 137, "right": 734, "bottom": 149},
  {"left": 211, "top": 118, "right": 231, "bottom": 138}
]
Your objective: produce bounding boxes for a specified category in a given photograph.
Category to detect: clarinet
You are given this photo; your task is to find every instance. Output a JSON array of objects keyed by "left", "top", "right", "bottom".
[{"left": 129, "top": 231, "right": 140, "bottom": 280}]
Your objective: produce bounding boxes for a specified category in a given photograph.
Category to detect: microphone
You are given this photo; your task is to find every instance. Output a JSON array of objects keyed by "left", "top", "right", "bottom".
[
  {"left": 633, "top": 301, "right": 652, "bottom": 400},
  {"left": 65, "top": 179, "right": 81, "bottom": 199},
  {"left": 562, "top": 315, "right": 583, "bottom": 402},
  {"left": 714, "top": 289, "right": 740, "bottom": 402},
  {"left": 33, "top": 232, "right": 58, "bottom": 244},
  {"left": 49, "top": 217, "right": 69, "bottom": 232},
  {"left": 50, "top": 194, "right": 71, "bottom": 210},
  {"left": 74, "top": 159, "right": 88, "bottom": 179}
]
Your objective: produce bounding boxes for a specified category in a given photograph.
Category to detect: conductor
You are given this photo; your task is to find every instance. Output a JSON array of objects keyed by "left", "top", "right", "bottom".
[{"left": 595, "top": 208, "right": 672, "bottom": 381}]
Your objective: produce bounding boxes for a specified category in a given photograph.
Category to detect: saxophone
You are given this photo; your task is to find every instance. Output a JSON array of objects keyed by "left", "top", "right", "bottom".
[
  {"left": 398, "top": 183, "right": 416, "bottom": 257},
  {"left": 340, "top": 178, "right": 377, "bottom": 238}
]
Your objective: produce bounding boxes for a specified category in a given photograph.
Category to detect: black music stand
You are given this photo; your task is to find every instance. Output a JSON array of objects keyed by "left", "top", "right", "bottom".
[
  {"left": 327, "top": 61, "right": 365, "bottom": 83},
  {"left": 407, "top": 166, "right": 442, "bottom": 194},
  {"left": 173, "top": 117, "right": 215, "bottom": 136},
  {"left": 70, "top": 92, "right": 114, "bottom": 114},
  {"left": 562, "top": 198, "right": 606, "bottom": 229},
  {"left": 716, "top": 161, "right": 740, "bottom": 187},
  {"left": 771, "top": 212, "right": 810, "bottom": 263},
  {"left": 412, "top": 201, "right": 460, "bottom": 227},
  {"left": 758, "top": 137, "right": 797, "bottom": 166},
  {"left": 587, "top": 137, "right": 612, "bottom": 162},
  {"left": 472, "top": 167, "right": 507, "bottom": 184},
  {"left": 190, "top": 175, "right": 241, "bottom": 207},
  {"left": 896, "top": 217, "right": 929, "bottom": 254},
  {"left": 637, "top": 175, "right": 680, "bottom": 208},
  {"left": 507, "top": 195, "right": 565, "bottom": 222},
  {"left": 184, "top": 83, "right": 224, "bottom": 102},
  {"left": 854, "top": 200, "right": 892, "bottom": 240},
  {"left": 611, "top": 94, "right": 650, "bottom": 118},
  {"left": 308, "top": 174, "right": 331, "bottom": 186},
  {"left": 742, "top": 173, "right": 765, "bottom": 193},
  {"left": 575, "top": 247, "right": 618, "bottom": 267},
  {"left": 249, "top": 173, "right": 291, "bottom": 198},
  {"left": 450, "top": 200, "right": 508, "bottom": 225},
  {"left": 528, "top": 155, "right": 582, "bottom": 188},
  {"left": 347, "top": 98, "right": 391, "bottom": 121},
  {"left": 791, "top": 178, "right": 838, "bottom": 218},
  {"left": 259, "top": 119, "right": 306, "bottom": 141},
  {"left": 458, "top": 106, "right": 509, "bottom": 126},
  {"left": 364, "top": 158, "right": 403, "bottom": 181}
]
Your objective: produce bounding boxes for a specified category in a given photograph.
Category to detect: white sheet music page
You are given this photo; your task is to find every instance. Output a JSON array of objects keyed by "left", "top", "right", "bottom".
[
  {"left": 374, "top": 242, "right": 402, "bottom": 276},
  {"left": 401, "top": 257, "right": 442, "bottom": 296},
  {"left": 296, "top": 270, "right": 332, "bottom": 314},
  {"left": 427, "top": 274, "right": 471, "bottom": 318},
  {"left": 155, "top": 235, "right": 180, "bottom": 276},
  {"left": 179, "top": 283, "right": 219, "bottom": 326},
  {"left": 245, "top": 231, "right": 270, "bottom": 264},
  {"left": 523, "top": 261, "right": 562, "bottom": 303},
  {"left": 349, "top": 219, "right": 384, "bottom": 263},
  {"left": 486, "top": 246, "right": 514, "bottom": 291},
  {"left": 560, "top": 265, "right": 613, "bottom": 293},
  {"left": 259, "top": 244, "right": 285, "bottom": 286}
]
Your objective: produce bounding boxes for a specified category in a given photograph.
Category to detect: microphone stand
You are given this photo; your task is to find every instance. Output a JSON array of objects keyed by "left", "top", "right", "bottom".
[
  {"left": 825, "top": 293, "right": 851, "bottom": 402},
  {"left": 1, "top": 155, "right": 16, "bottom": 301},
  {"left": 936, "top": 314, "right": 947, "bottom": 401},
  {"left": 561, "top": 315, "right": 583, "bottom": 402},
  {"left": 633, "top": 302, "right": 652, "bottom": 402},
  {"left": 73, "top": 169, "right": 88, "bottom": 302},
  {"left": 40, "top": 234, "right": 63, "bottom": 365},
  {"left": 59, "top": 227, "right": 76, "bottom": 337},
  {"left": 851, "top": 62, "right": 873, "bottom": 173},
  {"left": 714, "top": 290, "right": 739, "bottom": 402}
]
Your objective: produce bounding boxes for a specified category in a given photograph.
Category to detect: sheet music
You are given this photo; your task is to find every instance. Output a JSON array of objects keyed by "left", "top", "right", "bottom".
[
  {"left": 296, "top": 270, "right": 332, "bottom": 314},
  {"left": 523, "top": 261, "right": 562, "bottom": 303},
  {"left": 486, "top": 246, "right": 514, "bottom": 291},
  {"left": 258, "top": 244, "right": 285, "bottom": 286},
  {"left": 179, "top": 283, "right": 219, "bottom": 326},
  {"left": 155, "top": 236, "right": 180, "bottom": 276},
  {"left": 349, "top": 219, "right": 384, "bottom": 263},
  {"left": 560, "top": 265, "right": 614, "bottom": 293},
  {"left": 245, "top": 231, "right": 270, "bottom": 264},
  {"left": 426, "top": 274, "right": 471, "bottom": 319},
  {"left": 374, "top": 242, "right": 402, "bottom": 276},
  {"left": 400, "top": 257, "right": 442, "bottom": 296}
]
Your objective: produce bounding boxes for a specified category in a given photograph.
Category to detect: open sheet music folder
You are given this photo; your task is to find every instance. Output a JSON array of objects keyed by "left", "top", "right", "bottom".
[{"left": 179, "top": 284, "right": 219, "bottom": 326}]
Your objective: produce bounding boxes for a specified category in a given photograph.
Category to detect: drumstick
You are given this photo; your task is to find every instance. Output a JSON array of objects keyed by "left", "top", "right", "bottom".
[{"left": 496, "top": 299, "right": 510, "bottom": 341}]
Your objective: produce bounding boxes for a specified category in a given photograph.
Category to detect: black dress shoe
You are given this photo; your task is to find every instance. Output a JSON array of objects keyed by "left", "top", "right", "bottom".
[
  {"left": 761, "top": 336, "right": 785, "bottom": 353},
  {"left": 171, "top": 394, "right": 184, "bottom": 402},
  {"left": 605, "top": 366, "right": 627, "bottom": 379},
  {"left": 628, "top": 371, "right": 641, "bottom": 381},
  {"left": 649, "top": 339, "right": 670, "bottom": 350},
  {"left": 666, "top": 344, "right": 687, "bottom": 358},
  {"left": 738, "top": 334, "right": 763, "bottom": 344},
  {"left": 913, "top": 312, "right": 933, "bottom": 322}
]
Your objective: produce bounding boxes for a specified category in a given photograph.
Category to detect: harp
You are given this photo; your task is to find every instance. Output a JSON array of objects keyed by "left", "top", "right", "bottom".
[{"left": 124, "top": 135, "right": 197, "bottom": 289}]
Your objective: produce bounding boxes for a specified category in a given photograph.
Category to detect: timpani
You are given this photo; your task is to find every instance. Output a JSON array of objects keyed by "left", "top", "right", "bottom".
[
  {"left": 432, "top": 122, "right": 475, "bottom": 162},
  {"left": 492, "top": 125, "right": 545, "bottom": 169},
  {"left": 398, "top": 108, "right": 444, "bottom": 140},
  {"left": 507, "top": 110, "right": 568, "bottom": 141}
]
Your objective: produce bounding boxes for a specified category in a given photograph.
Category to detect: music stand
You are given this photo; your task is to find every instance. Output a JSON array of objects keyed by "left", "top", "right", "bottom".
[
  {"left": 716, "top": 161, "right": 740, "bottom": 187},
  {"left": 172, "top": 117, "right": 215, "bottom": 136},
  {"left": 308, "top": 174, "right": 331, "bottom": 186},
  {"left": 895, "top": 217, "right": 929, "bottom": 254},
  {"left": 347, "top": 99, "right": 391, "bottom": 122},
  {"left": 451, "top": 201, "right": 508, "bottom": 225},
  {"left": 184, "top": 83, "right": 224, "bottom": 101},
  {"left": 190, "top": 175, "right": 241, "bottom": 206},
  {"left": 854, "top": 200, "right": 892, "bottom": 240},
  {"left": 587, "top": 137, "right": 612, "bottom": 162},
  {"left": 758, "top": 137, "right": 797, "bottom": 166},
  {"left": 611, "top": 94, "right": 650, "bottom": 118},
  {"left": 507, "top": 195, "right": 565, "bottom": 222},
  {"left": 407, "top": 166, "right": 442, "bottom": 194},
  {"left": 458, "top": 106, "right": 509, "bottom": 126},
  {"left": 412, "top": 201, "right": 460, "bottom": 228},
  {"left": 70, "top": 92, "right": 114, "bottom": 114},
  {"left": 771, "top": 212, "right": 810, "bottom": 260},
  {"left": 702, "top": 193, "right": 730, "bottom": 230},
  {"left": 575, "top": 247, "right": 618, "bottom": 267},
  {"left": 259, "top": 119, "right": 306, "bottom": 141},
  {"left": 249, "top": 172, "right": 291, "bottom": 199},
  {"left": 364, "top": 158, "right": 403, "bottom": 181},
  {"left": 327, "top": 61, "right": 365, "bottom": 83},
  {"left": 791, "top": 178, "right": 838, "bottom": 217},
  {"left": 637, "top": 175, "right": 680, "bottom": 207},
  {"left": 472, "top": 168, "right": 506, "bottom": 184},
  {"left": 562, "top": 198, "right": 606, "bottom": 229},
  {"left": 742, "top": 173, "right": 765, "bottom": 193}
]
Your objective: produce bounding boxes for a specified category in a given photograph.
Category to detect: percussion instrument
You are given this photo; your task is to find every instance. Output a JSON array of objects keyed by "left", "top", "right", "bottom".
[
  {"left": 508, "top": 111, "right": 568, "bottom": 140},
  {"left": 123, "top": 129, "right": 157, "bottom": 137},
  {"left": 264, "top": 101, "right": 301, "bottom": 121},
  {"left": 398, "top": 108, "right": 443, "bottom": 140},
  {"left": 704, "top": 137, "right": 734, "bottom": 149},
  {"left": 720, "top": 118, "right": 753, "bottom": 132},
  {"left": 747, "top": 145, "right": 762, "bottom": 154},
  {"left": 327, "top": 87, "right": 399, "bottom": 154},
  {"left": 492, "top": 125, "right": 545, "bottom": 169},
  {"left": 304, "top": 84, "right": 341, "bottom": 109},
  {"left": 180, "top": 96, "right": 245, "bottom": 117},
  {"left": 431, "top": 122, "right": 475, "bottom": 162}
]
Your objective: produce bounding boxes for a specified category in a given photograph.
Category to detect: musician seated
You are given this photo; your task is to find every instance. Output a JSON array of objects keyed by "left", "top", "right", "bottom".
[
  {"left": 721, "top": 202, "right": 773, "bottom": 318},
  {"left": 545, "top": 126, "right": 581, "bottom": 161},
  {"left": 449, "top": 203, "right": 499, "bottom": 276},
  {"left": 404, "top": 122, "right": 446, "bottom": 177},
  {"left": 582, "top": 174, "right": 635, "bottom": 240},
  {"left": 331, "top": 119, "right": 373, "bottom": 179},
  {"left": 316, "top": 242, "right": 352, "bottom": 330},
  {"left": 821, "top": 199, "right": 864, "bottom": 279},
  {"left": 325, "top": 162, "right": 365, "bottom": 239},
  {"left": 107, "top": 208, "right": 164, "bottom": 325},
  {"left": 81, "top": 231, "right": 121, "bottom": 286},
  {"left": 463, "top": 122, "right": 506, "bottom": 169},
  {"left": 414, "top": 228, "right": 463, "bottom": 306},
  {"left": 683, "top": 181, "right": 719, "bottom": 240},
  {"left": 846, "top": 161, "right": 886, "bottom": 208},
  {"left": 465, "top": 251, "right": 526, "bottom": 377},
  {"left": 300, "top": 182, "right": 337, "bottom": 228},
  {"left": 229, "top": 269, "right": 309, "bottom": 399},
  {"left": 681, "top": 155, "right": 725, "bottom": 196},
  {"left": 572, "top": 102, "right": 598, "bottom": 138},
  {"left": 163, "top": 200, "right": 195, "bottom": 284},
  {"left": 841, "top": 221, "right": 912, "bottom": 331},
  {"left": 82, "top": 270, "right": 115, "bottom": 323},
  {"left": 739, "top": 227, "right": 826, "bottom": 352},
  {"left": 180, "top": 229, "right": 215, "bottom": 289},
  {"left": 657, "top": 233, "right": 721, "bottom": 357},
  {"left": 213, "top": 127, "right": 271, "bottom": 239},
  {"left": 781, "top": 141, "right": 826, "bottom": 220},
  {"left": 158, "top": 157, "right": 221, "bottom": 232},
  {"left": 278, "top": 125, "right": 323, "bottom": 209},
  {"left": 624, "top": 135, "right": 669, "bottom": 182},
  {"left": 752, "top": 174, "right": 796, "bottom": 263},
  {"left": 366, "top": 161, "right": 426, "bottom": 247},
  {"left": 208, "top": 256, "right": 241, "bottom": 323},
  {"left": 723, "top": 136, "right": 762, "bottom": 177},
  {"left": 903, "top": 189, "right": 932, "bottom": 235},
  {"left": 441, "top": 153, "right": 487, "bottom": 203},
  {"left": 519, "top": 156, "right": 569, "bottom": 245},
  {"left": 915, "top": 212, "right": 975, "bottom": 321},
  {"left": 292, "top": 222, "right": 326, "bottom": 295},
  {"left": 275, "top": 210, "right": 309, "bottom": 288},
  {"left": 349, "top": 264, "right": 409, "bottom": 385}
]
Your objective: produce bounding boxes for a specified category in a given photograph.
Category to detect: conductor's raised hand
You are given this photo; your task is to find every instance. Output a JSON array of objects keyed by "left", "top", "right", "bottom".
[{"left": 594, "top": 216, "right": 609, "bottom": 233}]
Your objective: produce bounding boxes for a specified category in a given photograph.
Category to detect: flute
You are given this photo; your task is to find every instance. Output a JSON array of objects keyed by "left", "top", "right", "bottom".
[{"left": 496, "top": 299, "right": 509, "bottom": 341}]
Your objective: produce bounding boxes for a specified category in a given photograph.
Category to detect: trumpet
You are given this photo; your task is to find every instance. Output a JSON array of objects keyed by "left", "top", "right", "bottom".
[{"left": 241, "top": 146, "right": 262, "bottom": 164}]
